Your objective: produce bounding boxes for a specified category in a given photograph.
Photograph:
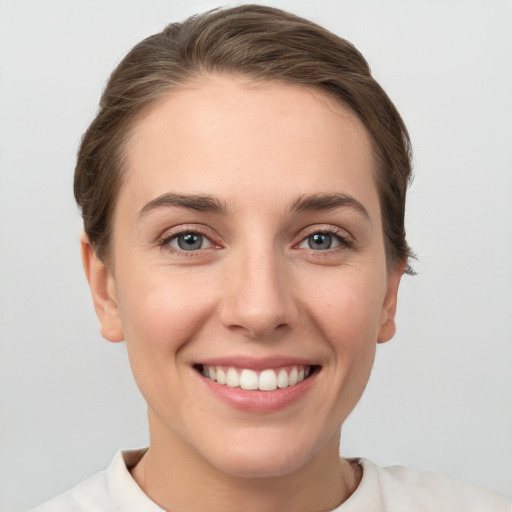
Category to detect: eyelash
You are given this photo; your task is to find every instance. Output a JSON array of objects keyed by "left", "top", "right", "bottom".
[
  {"left": 158, "top": 225, "right": 354, "bottom": 257},
  {"left": 158, "top": 226, "right": 219, "bottom": 257},
  {"left": 297, "top": 226, "right": 354, "bottom": 253}
]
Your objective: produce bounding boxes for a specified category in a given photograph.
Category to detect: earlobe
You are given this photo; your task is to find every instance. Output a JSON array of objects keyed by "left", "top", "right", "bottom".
[
  {"left": 80, "top": 233, "right": 124, "bottom": 343},
  {"left": 377, "top": 261, "right": 406, "bottom": 344}
]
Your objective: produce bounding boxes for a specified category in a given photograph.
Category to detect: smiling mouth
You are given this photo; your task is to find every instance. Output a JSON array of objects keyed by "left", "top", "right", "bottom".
[{"left": 195, "top": 364, "right": 319, "bottom": 391}]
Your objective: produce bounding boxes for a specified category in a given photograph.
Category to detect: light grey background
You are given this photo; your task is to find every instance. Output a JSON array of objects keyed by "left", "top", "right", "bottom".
[{"left": 1, "top": 1, "right": 511, "bottom": 510}]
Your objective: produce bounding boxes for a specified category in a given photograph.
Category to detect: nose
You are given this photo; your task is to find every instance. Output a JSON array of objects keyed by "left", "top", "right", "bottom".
[{"left": 219, "top": 248, "right": 298, "bottom": 339}]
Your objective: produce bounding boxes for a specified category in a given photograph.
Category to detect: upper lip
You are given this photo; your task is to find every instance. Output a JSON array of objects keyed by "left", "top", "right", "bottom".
[{"left": 194, "top": 355, "right": 320, "bottom": 371}]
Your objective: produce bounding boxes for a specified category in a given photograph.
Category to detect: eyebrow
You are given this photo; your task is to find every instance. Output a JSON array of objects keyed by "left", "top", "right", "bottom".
[
  {"left": 289, "top": 192, "right": 370, "bottom": 220},
  {"left": 137, "top": 191, "right": 370, "bottom": 222},
  {"left": 138, "top": 193, "right": 230, "bottom": 219}
]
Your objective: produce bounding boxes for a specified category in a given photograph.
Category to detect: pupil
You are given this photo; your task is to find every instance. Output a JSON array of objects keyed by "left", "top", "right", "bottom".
[
  {"left": 309, "top": 233, "right": 332, "bottom": 250},
  {"left": 178, "top": 233, "right": 202, "bottom": 250}
]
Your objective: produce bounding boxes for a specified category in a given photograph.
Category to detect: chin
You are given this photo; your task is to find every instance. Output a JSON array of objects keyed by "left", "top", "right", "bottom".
[
  {"left": 212, "top": 450, "right": 309, "bottom": 479},
  {"left": 199, "top": 428, "right": 324, "bottom": 479}
]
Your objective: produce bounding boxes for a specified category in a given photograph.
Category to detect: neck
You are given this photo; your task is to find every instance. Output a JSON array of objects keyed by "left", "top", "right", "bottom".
[{"left": 131, "top": 412, "right": 360, "bottom": 512}]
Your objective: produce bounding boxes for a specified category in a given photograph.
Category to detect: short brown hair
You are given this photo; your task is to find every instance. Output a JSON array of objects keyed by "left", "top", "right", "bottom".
[{"left": 75, "top": 4, "right": 414, "bottom": 273}]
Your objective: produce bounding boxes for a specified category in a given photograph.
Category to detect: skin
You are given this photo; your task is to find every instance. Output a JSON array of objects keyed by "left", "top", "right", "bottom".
[{"left": 82, "top": 75, "right": 404, "bottom": 512}]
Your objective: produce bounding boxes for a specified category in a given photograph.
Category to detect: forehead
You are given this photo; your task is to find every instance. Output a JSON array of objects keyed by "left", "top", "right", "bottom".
[{"left": 121, "top": 75, "right": 379, "bottom": 219}]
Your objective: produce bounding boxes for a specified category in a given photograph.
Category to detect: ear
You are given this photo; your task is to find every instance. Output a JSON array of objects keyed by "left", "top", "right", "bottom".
[
  {"left": 377, "top": 260, "right": 406, "bottom": 344},
  {"left": 80, "top": 232, "right": 124, "bottom": 343}
]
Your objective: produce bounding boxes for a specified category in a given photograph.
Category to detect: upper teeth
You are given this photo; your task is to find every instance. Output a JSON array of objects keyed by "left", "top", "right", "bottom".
[{"left": 202, "top": 365, "right": 311, "bottom": 391}]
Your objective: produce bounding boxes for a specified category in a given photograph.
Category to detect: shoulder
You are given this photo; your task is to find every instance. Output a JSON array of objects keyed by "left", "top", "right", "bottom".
[
  {"left": 359, "top": 458, "right": 512, "bottom": 512},
  {"left": 29, "top": 449, "right": 162, "bottom": 512},
  {"left": 29, "top": 469, "right": 110, "bottom": 512}
]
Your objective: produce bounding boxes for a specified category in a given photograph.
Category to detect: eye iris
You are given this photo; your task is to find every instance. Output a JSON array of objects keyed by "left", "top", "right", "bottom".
[
  {"left": 178, "top": 233, "right": 202, "bottom": 250},
  {"left": 308, "top": 233, "right": 332, "bottom": 250}
]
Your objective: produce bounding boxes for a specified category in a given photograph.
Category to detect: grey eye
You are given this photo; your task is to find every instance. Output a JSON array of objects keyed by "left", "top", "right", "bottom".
[
  {"left": 171, "top": 233, "right": 211, "bottom": 251},
  {"left": 298, "top": 232, "right": 343, "bottom": 251},
  {"left": 308, "top": 233, "right": 333, "bottom": 250}
]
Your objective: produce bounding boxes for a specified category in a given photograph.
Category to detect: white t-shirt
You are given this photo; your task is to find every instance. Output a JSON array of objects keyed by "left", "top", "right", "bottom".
[{"left": 30, "top": 449, "right": 511, "bottom": 511}]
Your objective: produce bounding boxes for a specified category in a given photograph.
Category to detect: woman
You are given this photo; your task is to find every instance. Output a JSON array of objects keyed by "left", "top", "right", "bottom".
[{"left": 31, "top": 5, "right": 510, "bottom": 511}]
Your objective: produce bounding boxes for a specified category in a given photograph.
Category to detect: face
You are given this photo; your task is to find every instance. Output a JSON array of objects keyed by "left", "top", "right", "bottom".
[{"left": 84, "top": 75, "right": 402, "bottom": 478}]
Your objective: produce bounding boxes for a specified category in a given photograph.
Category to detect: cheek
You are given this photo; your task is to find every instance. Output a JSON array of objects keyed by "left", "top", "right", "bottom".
[
  {"left": 302, "top": 269, "right": 386, "bottom": 351},
  {"left": 114, "top": 268, "right": 219, "bottom": 414},
  {"left": 293, "top": 270, "right": 385, "bottom": 428},
  {"left": 116, "top": 266, "right": 217, "bottom": 355}
]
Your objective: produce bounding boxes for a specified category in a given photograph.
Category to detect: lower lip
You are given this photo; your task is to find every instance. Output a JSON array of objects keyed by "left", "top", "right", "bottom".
[{"left": 197, "top": 370, "right": 317, "bottom": 413}]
